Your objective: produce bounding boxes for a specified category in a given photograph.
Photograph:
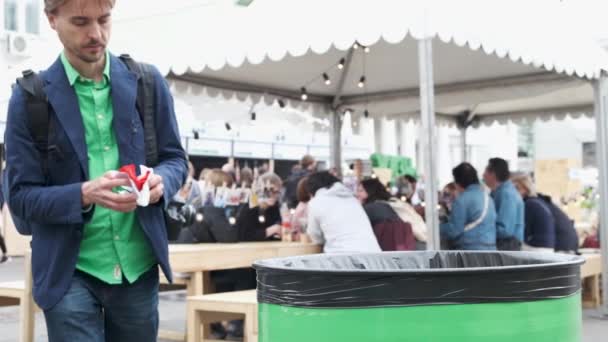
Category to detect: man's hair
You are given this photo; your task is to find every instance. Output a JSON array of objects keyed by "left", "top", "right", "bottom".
[
  {"left": 306, "top": 171, "right": 340, "bottom": 196},
  {"left": 300, "top": 155, "right": 316, "bottom": 170},
  {"left": 404, "top": 175, "right": 417, "bottom": 184},
  {"left": 45, "top": 0, "right": 116, "bottom": 14},
  {"left": 452, "top": 163, "right": 480, "bottom": 188},
  {"left": 487, "top": 158, "right": 510, "bottom": 182},
  {"left": 360, "top": 178, "right": 391, "bottom": 204}
]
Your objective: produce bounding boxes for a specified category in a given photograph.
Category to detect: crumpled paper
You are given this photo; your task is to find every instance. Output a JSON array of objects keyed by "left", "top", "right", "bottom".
[{"left": 119, "top": 164, "right": 154, "bottom": 207}]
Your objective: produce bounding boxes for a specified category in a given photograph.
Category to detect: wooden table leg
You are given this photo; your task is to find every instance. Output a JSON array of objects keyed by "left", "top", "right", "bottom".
[
  {"left": 186, "top": 304, "right": 202, "bottom": 342},
  {"left": 20, "top": 251, "right": 35, "bottom": 342},
  {"left": 592, "top": 274, "right": 601, "bottom": 308},
  {"left": 244, "top": 306, "right": 258, "bottom": 342}
]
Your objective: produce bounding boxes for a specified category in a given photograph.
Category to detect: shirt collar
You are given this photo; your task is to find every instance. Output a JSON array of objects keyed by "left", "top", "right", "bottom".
[{"left": 60, "top": 50, "right": 111, "bottom": 86}]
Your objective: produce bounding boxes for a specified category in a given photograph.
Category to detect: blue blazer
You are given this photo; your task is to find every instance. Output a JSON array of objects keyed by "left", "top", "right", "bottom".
[{"left": 4, "top": 55, "right": 188, "bottom": 310}]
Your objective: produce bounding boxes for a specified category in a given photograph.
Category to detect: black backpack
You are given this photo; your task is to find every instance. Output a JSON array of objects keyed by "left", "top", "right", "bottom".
[{"left": 5, "top": 54, "right": 159, "bottom": 235}]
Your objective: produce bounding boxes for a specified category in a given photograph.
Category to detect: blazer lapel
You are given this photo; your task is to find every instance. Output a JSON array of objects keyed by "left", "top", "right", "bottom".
[
  {"left": 43, "top": 58, "right": 89, "bottom": 179},
  {"left": 109, "top": 55, "right": 141, "bottom": 167}
]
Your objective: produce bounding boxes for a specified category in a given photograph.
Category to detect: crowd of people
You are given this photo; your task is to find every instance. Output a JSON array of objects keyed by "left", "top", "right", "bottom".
[
  {"left": 170, "top": 154, "right": 582, "bottom": 257},
  {"left": 439, "top": 158, "right": 579, "bottom": 253},
  {"left": 168, "top": 155, "right": 435, "bottom": 257}
]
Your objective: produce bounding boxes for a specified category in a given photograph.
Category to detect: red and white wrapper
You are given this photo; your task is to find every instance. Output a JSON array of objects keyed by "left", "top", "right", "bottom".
[{"left": 119, "top": 164, "right": 154, "bottom": 207}]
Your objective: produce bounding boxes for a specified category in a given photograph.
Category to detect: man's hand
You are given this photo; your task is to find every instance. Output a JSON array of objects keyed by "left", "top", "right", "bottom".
[
  {"left": 148, "top": 174, "right": 164, "bottom": 205},
  {"left": 81, "top": 171, "right": 138, "bottom": 212}
]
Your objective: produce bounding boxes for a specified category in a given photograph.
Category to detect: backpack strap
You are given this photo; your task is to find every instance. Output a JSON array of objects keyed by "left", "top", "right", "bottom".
[
  {"left": 16, "top": 70, "right": 51, "bottom": 179},
  {"left": 119, "top": 54, "right": 159, "bottom": 167}
]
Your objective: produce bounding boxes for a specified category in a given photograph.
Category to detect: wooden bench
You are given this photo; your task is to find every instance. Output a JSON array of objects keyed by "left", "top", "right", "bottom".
[
  {"left": 0, "top": 252, "right": 37, "bottom": 342},
  {"left": 187, "top": 290, "right": 257, "bottom": 342},
  {"left": 581, "top": 253, "right": 602, "bottom": 308}
]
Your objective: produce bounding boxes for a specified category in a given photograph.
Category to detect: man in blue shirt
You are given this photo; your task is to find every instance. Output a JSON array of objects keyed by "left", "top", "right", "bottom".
[{"left": 483, "top": 158, "right": 524, "bottom": 250}]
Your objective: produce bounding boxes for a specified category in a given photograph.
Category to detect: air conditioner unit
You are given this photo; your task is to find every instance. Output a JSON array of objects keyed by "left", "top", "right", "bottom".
[{"left": 6, "top": 33, "right": 35, "bottom": 57}]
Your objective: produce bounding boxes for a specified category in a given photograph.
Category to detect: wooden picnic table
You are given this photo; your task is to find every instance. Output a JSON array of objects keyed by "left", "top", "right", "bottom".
[{"left": 159, "top": 241, "right": 321, "bottom": 341}]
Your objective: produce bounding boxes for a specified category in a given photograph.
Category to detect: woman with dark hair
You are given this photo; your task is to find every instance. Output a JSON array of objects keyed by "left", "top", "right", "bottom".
[
  {"left": 291, "top": 177, "right": 311, "bottom": 240},
  {"left": 357, "top": 178, "right": 416, "bottom": 251},
  {"left": 306, "top": 172, "right": 381, "bottom": 253},
  {"left": 440, "top": 163, "right": 497, "bottom": 250}
]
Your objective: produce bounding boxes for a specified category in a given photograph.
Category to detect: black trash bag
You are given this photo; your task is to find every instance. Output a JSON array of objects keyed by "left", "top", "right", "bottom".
[{"left": 253, "top": 251, "right": 584, "bottom": 308}]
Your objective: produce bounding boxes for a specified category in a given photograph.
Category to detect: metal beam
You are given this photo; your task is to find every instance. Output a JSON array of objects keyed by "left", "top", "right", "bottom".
[
  {"left": 331, "top": 48, "right": 356, "bottom": 110},
  {"left": 418, "top": 38, "right": 441, "bottom": 251},
  {"left": 340, "top": 72, "right": 581, "bottom": 106},
  {"left": 593, "top": 73, "right": 608, "bottom": 317}
]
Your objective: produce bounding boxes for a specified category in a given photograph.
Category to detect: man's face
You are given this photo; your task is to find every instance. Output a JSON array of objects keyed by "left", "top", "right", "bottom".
[
  {"left": 483, "top": 167, "right": 497, "bottom": 189},
  {"left": 47, "top": 0, "right": 112, "bottom": 64}
]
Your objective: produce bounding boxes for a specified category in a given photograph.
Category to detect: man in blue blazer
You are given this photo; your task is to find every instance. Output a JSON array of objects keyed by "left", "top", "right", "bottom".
[{"left": 4, "top": 0, "right": 187, "bottom": 340}]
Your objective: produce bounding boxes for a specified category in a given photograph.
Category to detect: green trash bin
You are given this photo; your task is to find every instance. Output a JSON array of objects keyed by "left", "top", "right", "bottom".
[{"left": 253, "top": 251, "right": 584, "bottom": 342}]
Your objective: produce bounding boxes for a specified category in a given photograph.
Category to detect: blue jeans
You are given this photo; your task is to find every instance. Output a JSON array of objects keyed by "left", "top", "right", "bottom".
[{"left": 44, "top": 267, "right": 159, "bottom": 342}]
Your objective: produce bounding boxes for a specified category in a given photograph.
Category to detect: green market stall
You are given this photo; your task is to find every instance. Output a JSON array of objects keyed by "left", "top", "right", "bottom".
[{"left": 254, "top": 251, "right": 584, "bottom": 342}]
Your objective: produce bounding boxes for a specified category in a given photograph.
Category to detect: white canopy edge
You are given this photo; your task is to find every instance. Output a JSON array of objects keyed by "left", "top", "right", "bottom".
[{"left": 112, "top": 0, "right": 608, "bottom": 80}]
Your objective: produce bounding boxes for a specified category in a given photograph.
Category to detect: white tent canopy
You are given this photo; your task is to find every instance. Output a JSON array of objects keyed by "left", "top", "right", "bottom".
[{"left": 106, "top": 0, "right": 606, "bottom": 126}]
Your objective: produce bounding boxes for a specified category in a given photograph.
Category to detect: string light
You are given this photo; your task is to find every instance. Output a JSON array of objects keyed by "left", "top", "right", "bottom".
[
  {"left": 353, "top": 42, "right": 360, "bottom": 49},
  {"left": 258, "top": 215, "right": 266, "bottom": 223},
  {"left": 323, "top": 73, "right": 331, "bottom": 85},
  {"left": 338, "top": 58, "right": 345, "bottom": 70},
  {"left": 225, "top": 122, "right": 232, "bottom": 131},
  {"left": 277, "top": 99, "right": 286, "bottom": 108},
  {"left": 229, "top": 217, "right": 237, "bottom": 225},
  {"left": 358, "top": 76, "right": 366, "bottom": 88},
  {"left": 364, "top": 46, "right": 370, "bottom": 53},
  {"left": 300, "top": 87, "right": 308, "bottom": 101},
  {"left": 195, "top": 213, "right": 204, "bottom": 222}
]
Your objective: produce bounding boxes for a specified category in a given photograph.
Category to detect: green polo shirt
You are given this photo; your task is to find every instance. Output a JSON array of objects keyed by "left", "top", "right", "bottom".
[{"left": 61, "top": 52, "right": 156, "bottom": 284}]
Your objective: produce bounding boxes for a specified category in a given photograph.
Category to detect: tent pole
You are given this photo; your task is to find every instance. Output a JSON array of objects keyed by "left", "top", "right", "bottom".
[
  {"left": 460, "top": 126, "right": 468, "bottom": 162},
  {"left": 593, "top": 73, "right": 608, "bottom": 317},
  {"left": 395, "top": 120, "right": 403, "bottom": 155},
  {"left": 374, "top": 118, "right": 383, "bottom": 153},
  {"left": 329, "top": 111, "right": 343, "bottom": 177},
  {"left": 418, "top": 38, "right": 440, "bottom": 251}
]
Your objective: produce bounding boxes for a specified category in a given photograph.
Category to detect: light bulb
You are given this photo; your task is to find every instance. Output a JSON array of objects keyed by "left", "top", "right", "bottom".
[
  {"left": 323, "top": 73, "right": 331, "bottom": 85},
  {"left": 358, "top": 76, "right": 366, "bottom": 88}
]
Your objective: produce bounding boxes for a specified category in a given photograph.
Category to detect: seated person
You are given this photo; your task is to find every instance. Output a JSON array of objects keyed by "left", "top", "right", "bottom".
[
  {"left": 292, "top": 177, "right": 311, "bottom": 240},
  {"left": 511, "top": 174, "right": 556, "bottom": 252},
  {"left": 236, "top": 173, "right": 283, "bottom": 241},
  {"left": 440, "top": 163, "right": 497, "bottom": 250},
  {"left": 306, "top": 171, "right": 381, "bottom": 253},
  {"left": 357, "top": 178, "right": 416, "bottom": 251}
]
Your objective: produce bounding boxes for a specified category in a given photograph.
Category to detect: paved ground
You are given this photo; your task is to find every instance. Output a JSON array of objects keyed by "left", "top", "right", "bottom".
[{"left": 1, "top": 257, "right": 606, "bottom": 341}]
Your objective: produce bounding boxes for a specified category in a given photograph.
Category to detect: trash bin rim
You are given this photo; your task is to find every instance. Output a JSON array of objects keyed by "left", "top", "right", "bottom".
[{"left": 253, "top": 250, "right": 585, "bottom": 275}]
